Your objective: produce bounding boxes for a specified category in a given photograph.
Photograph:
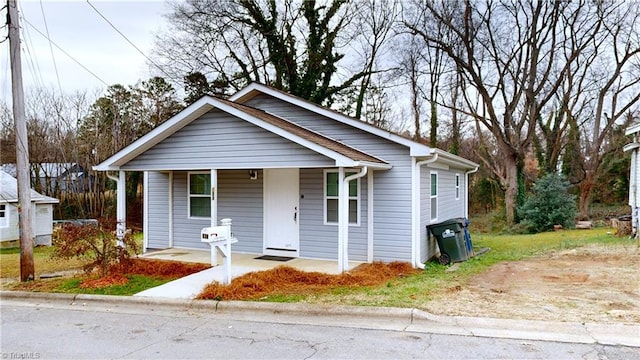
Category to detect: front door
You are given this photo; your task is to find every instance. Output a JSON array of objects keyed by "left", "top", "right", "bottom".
[{"left": 264, "top": 168, "right": 300, "bottom": 256}]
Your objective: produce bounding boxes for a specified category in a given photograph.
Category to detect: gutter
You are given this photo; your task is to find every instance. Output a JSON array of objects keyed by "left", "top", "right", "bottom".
[
  {"left": 412, "top": 153, "right": 438, "bottom": 270},
  {"left": 338, "top": 166, "right": 368, "bottom": 272}
]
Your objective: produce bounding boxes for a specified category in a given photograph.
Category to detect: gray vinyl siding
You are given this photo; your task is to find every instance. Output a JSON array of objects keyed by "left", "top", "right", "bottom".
[
  {"left": 147, "top": 171, "right": 170, "bottom": 249},
  {"left": 299, "top": 168, "right": 368, "bottom": 261},
  {"left": 123, "top": 109, "right": 334, "bottom": 170},
  {"left": 247, "top": 95, "right": 413, "bottom": 262},
  {"left": 217, "top": 170, "right": 263, "bottom": 253},
  {"left": 169, "top": 170, "right": 264, "bottom": 251},
  {"left": 172, "top": 172, "right": 209, "bottom": 249},
  {"left": 420, "top": 166, "right": 467, "bottom": 261}
]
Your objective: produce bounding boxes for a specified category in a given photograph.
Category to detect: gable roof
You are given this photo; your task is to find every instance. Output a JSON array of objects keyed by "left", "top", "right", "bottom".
[
  {"left": 94, "top": 96, "right": 390, "bottom": 171},
  {"left": 230, "top": 83, "right": 435, "bottom": 156},
  {"left": 0, "top": 171, "right": 59, "bottom": 204}
]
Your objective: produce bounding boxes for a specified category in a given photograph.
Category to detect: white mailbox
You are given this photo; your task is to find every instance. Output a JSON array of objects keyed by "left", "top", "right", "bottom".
[
  {"left": 201, "top": 226, "right": 231, "bottom": 243},
  {"left": 201, "top": 218, "right": 237, "bottom": 284}
]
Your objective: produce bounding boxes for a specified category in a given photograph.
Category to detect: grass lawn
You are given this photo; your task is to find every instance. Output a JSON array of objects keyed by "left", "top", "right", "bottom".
[
  {"left": 0, "top": 246, "right": 85, "bottom": 279},
  {"left": 272, "top": 227, "right": 636, "bottom": 307},
  {"left": 1, "top": 227, "right": 635, "bottom": 302}
]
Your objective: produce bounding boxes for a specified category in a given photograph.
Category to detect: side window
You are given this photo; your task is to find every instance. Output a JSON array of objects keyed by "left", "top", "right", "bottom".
[
  {"left": 455, "top": 173, "right": 461, "bottom": 200},
  {"left": 188, "top": 172, "right": 211, "bottom": 218},
  {"left": 430, "top": 172, "right": 438, "bottom": 220},
  {"left": 0, "top": 204, "right": 8, "bottom": 228},
  {"left": 324, "top": 170, "right": 359, "bottom": 225}
]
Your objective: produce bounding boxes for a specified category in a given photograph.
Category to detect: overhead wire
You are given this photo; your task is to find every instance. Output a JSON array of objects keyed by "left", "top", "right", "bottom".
[
  {"left": 38, "top": 0, "right": 63, "bottom": 93},
  {"left": 85, "top": 0, "right": 177, "bottom": 82},
  {"left": 19, "top": 9, "right": 47, "bottom": 90},
  {"left": 21, "top": 17, "right": 109, "bottom": 87}
]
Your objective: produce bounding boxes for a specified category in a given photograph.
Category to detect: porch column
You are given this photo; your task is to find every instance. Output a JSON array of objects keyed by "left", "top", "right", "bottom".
[
  {"left": 337, "top": 167, "right": 347, "bottom": 272},
  {"left": 116, "top": 170, "right": 126, "bottom": 247},
  {"left": 210, "top": 169, "right": 218, "bottom": 227}
]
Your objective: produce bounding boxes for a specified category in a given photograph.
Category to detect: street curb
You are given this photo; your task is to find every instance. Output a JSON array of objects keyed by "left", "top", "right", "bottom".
[{"left": 2, "top": 290, "right": 638, "bottom": 347}]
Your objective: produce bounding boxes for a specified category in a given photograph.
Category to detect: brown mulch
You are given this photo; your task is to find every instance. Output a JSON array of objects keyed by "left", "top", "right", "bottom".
[
  {"left": 197, "top": 261, "right": 419, "bottom": 301},
  {"left": 78, "top": 258, "right": 211, "bottom": 289}
]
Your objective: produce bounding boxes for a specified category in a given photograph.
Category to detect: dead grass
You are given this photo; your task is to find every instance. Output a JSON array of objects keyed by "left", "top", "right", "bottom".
[{"left": 197, "top": 261, "right": 419, "bottom": 301}]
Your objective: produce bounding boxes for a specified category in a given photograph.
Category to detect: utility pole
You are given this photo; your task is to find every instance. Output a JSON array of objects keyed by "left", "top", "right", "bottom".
[{"left": 8, "top": 0, "right": 35, "bottom": 281}]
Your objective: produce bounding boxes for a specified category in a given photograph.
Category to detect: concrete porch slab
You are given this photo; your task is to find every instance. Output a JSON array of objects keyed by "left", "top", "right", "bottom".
[{"left": 134, "top": 249, "right": 363, "bottom": 299}]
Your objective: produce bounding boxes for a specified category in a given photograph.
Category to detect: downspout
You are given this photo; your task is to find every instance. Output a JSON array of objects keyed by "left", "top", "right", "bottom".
[
  {"left": 465, "top": 166, "right": 479, "bottom": 219},
  {"left": 338, "top": 166, "right": 368, "bottom": 273},
  {"left": 413, "top": 153, "right": 438, "bottom": 269}
]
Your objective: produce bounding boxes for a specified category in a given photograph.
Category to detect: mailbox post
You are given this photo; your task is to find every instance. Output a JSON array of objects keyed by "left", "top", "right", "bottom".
[{"left": 201, "top": 218, "right": 237, "bottom": 284}]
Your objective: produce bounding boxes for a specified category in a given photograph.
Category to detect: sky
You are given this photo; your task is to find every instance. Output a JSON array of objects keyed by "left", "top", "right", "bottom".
[{"left": 1, "top": 0, "right": 169, "bottom": 102}]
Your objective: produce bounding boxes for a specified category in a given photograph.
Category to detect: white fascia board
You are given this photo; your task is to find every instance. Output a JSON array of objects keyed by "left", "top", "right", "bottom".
[
  {"left": 624, "top": 143, "right": 640, "bottom": 152},
  {"left": 626, "top": 123, "right": 640, "bottom": 136},
  {"left": 210, "top": 99, "right": 368, "bottom": 168},
  {"left": 93, "top": 98, "right": 216, "bottom": 171},
  {"left": 230, "top": 83, "right": 433, "bottom": 155},
  {"left": 426, "top": 149, "right": 479, "bottom": 170}
]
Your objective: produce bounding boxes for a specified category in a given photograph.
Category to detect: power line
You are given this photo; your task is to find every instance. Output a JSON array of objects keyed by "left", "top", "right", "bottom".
[
  {"left": 21, "top": 17, "right": 109, "bottom": 87},
  {"left": 85, "top": 0, "right": 176, "bottom": 82},
  {"left": 38, "top": 0, "right": 63, "bottom": 93}
]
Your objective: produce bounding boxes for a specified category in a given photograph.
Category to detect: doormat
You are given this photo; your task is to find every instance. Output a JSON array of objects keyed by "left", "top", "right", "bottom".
[{"left": 254, "top": 255, "right": 294, "bottom": 262}]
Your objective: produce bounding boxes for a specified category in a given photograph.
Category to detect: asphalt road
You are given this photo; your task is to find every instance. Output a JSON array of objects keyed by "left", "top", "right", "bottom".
[{"left": 1, "top": 297, "right": 638, "bottom": 360}]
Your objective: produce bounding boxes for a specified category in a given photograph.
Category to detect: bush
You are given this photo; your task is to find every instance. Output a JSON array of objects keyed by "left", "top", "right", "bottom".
[
  {"left": 518, "top": 173, "right": 577, "bottom": 233},
  {"left": 51, "top": 218, "right": 139, "bottom": 276}
]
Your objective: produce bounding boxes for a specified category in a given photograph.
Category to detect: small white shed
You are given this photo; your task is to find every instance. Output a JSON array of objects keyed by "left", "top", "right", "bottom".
[{"left": 0, "top": 170, "right": 59, "bottom": 246}]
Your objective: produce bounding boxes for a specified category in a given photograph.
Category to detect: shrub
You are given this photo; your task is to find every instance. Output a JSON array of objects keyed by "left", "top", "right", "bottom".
[
  {"left": 518, "top": 173, "right": 577, "bottom": 233},
  {"left": 51, "top": 218, "right": 139, "bottom": 276}
]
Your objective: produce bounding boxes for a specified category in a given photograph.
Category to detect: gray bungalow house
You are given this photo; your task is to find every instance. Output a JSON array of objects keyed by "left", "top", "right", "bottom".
[{"left": 94, "top": 83, "right": 478, "bottom": 271}]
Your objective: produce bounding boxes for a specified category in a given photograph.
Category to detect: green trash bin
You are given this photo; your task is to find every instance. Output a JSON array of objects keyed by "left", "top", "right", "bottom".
[{"left": 427, "top": 218, "right": 470, "bottom": 265}]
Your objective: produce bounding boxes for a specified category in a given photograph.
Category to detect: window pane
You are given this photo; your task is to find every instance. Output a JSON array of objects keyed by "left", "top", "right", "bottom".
[
  {"left": 348, "top": 179, "right": 358, "bottom": 197},
  {"left": 326, "top": 173, "right": 338, "bottom": 196},
  {"left": 190, "top": 174, "right": 210, "bottom": 195},
  {"left": 191, "top": 197, "right": 211, "bottom": 217},
  {"left": 431, "top": 197, "right": 437, "bottom": 219},
  {"left": 326, "top": 199, "right": 338, "bottom": 222},
  {"left": 349, "top": 199, "right": 357, "bottom": 223},
  {"left": 430, "top": 174, "right": 437, "bottom": 196}
]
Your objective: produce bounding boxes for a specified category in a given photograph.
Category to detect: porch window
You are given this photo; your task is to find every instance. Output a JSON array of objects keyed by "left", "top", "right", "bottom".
[
  {"left": 455, "top": 173, "right": 461, "bottom": 200},
  {"left": 430, "top": 171, "right": 438, "bottom": 220},
  {"left": 0, "top": 204, "right": 8, "bottom": 228},
  {"left": 324, "top": 170, "right": 359, "bottom": 225},
  {"left": 188, "top": 172, "right": 211, "bottom": 218}
]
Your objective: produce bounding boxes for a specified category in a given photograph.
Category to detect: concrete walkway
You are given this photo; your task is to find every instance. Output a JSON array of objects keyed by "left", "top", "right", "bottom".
[{"left": 135, "top": 249, "right": 363, "bottom": 299}]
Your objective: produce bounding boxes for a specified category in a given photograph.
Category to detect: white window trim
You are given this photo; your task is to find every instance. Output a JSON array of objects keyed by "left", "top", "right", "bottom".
[
  {"left": 0, "top": 204, "right": 8, "bottom": 228},
  {"left": 430, "top": 171, "right": 438, "bottom": 221},
  {"left": 455, "top": 173, "right": 461, "bottom": 200},
  {"left": 323, "top": 169, "right": 361, "bottom": 226},
  {"left": 188, "top": 171, "right": 211, "bottom": 219}
]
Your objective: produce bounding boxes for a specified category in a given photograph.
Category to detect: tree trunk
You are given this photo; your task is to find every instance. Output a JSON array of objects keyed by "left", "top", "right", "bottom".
[
  {"left": 578, "top": 170, "right": 596, "bottom": 220},
  {"left": 502, "top": 145, "right": 519, "bottom": 226}
]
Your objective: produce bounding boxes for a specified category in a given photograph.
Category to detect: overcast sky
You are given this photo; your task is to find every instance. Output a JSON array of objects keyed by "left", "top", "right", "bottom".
[{"left": 1, "top": 0, "right": 169, "bottom": 102}]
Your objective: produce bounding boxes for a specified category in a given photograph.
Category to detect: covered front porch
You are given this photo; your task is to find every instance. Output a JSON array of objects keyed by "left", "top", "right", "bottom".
[{"left": 134, "top": 248, "right": 364, "bottom": 299}]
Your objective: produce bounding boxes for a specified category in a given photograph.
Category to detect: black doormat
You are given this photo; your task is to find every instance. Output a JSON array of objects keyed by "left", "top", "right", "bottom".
[{"left": 254, "top": 255, "right": 294, "bottom": 262}]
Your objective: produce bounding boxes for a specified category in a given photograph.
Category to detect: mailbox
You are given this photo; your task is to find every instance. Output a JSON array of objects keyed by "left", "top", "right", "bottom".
[{"left": 201, "top": 226, "right": 231, "bottom": 243}]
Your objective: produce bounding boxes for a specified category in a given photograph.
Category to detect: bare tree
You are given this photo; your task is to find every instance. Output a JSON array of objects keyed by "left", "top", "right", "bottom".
[
  {"left": 154, "top": 0, "right": 389, "bottom": 109},
  {"left": 404, "top": 0, "right": 611, "bottom": 225}
]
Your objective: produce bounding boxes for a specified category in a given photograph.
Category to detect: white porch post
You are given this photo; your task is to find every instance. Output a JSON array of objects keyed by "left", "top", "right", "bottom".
[
  {"left": 211, "top": 169, "right": 218, "bottom": 227},
  {"left": 337, "top": 167, "right": 347, "bottom": 272},
  {"left": 367, "top": 171, "right": 374, "bottom": 263},
  {"left": 116, "top": 170, "right": 126, "bottom": 247}
]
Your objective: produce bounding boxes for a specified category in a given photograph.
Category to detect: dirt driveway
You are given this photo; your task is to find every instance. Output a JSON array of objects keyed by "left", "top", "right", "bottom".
[{"left": 424, "top": 243, "right": 640, "bottom": 324}]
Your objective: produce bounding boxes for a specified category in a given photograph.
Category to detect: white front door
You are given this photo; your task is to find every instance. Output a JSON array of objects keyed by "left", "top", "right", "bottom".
[{"left": 264, "top": 168, "right": 300, "bottom": 255}]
